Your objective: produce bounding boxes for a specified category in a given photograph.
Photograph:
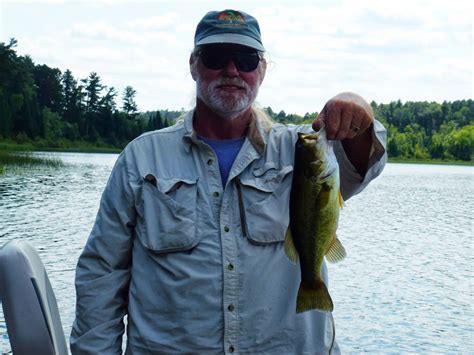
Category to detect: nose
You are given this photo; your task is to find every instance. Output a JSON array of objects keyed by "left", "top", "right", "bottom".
[{"left": 223, "top": 59, "right": 239, "bottom": 76}]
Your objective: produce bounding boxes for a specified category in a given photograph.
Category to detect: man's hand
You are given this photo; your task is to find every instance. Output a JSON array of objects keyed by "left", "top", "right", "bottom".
[
  {"left": 312, "top": 92, "right": 374, "bottom": 140},
  {"left": 313, "top": 92, "right": 374, "bottom": 176}
]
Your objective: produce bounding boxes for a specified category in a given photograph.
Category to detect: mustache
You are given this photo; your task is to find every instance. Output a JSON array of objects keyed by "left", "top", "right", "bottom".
[{"left": 210, "top": 78, "right": 249, "bottom": 90}]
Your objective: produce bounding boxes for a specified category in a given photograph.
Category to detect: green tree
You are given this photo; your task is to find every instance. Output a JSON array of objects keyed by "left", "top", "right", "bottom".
[
  {"left": 83, "top": 72, "right": 104, "bottom": 113},
  {"left": 386, "top": 126, "right": 401, "bottom": 157},
  {"left": 0, "top": 39, "right": 17, "bottom": 136},
  {"left": 264, "top": 106, "right": 275, "bottom": 119},
  {"left": 303, "top": 112, "right": 318, "bottom": 124},
  {"left": 0, "top": 39, "right": 42, "bottom": 138},
  {"left": 12, "top": 55, "right": 41, "bottom": 138},
  {"left": 429, "top": 122, "right": 455, "bottom": 159},
  {"left": 404, "top": 123, "right": 429, "bottom": 159},
  {"left": 97, "top": 87, "right": 118, "bottom": 143},
  {"left": 33, "top": 64, "right": 63, "bottom": 113},
  {"left": 42, "top": 107, "right": 64, "bottom": 140},
  {"left": 62, "top": 69, "right": 83, "bottom": 126},
  {"left": 147, "top": 111, "right": 163, "bottom": 131},
  {"left": 275, "top": 110, "right": 286, "bottom": 122},
  {"left": 81, "top": 72, "right": 104, "bottom": 139},
  {"left": 122, "top": 86, "right": 138, "bottom": 116},
  {"left": 449, "top": 125, "right": 474, "bottom": 161}
]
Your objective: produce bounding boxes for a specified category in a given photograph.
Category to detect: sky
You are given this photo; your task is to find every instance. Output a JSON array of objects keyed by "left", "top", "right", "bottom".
[{"left": 0, "top": 0, "right": 472, "bottom": 115}]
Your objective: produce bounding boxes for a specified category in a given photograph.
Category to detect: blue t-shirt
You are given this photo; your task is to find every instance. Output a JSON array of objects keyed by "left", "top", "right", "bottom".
[{"left": 199, "top": 136, "right": 246, "bottom": 186}]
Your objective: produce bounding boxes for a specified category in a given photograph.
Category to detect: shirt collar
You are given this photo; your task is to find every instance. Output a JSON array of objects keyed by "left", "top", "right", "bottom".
[{"left": 182, "top": 108, "right": 269, "bottom": 155}]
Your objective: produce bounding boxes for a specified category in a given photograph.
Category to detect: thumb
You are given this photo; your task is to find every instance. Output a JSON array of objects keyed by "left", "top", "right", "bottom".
[{"left": 312, "top": 112, "right": 326, "bottom": 132}]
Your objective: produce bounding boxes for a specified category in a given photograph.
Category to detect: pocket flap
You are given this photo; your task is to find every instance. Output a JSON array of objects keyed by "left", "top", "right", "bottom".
[
  {"left": 154, "top": 176, "right": 198, "bottom": 194},
  {"left": 240, "top": 164, "right": 293, "bottom": 192}
]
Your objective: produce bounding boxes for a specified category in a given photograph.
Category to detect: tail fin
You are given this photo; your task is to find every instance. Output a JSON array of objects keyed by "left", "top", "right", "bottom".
[{"left": 296, "top": 280, "right": 334, "bottom": 313}]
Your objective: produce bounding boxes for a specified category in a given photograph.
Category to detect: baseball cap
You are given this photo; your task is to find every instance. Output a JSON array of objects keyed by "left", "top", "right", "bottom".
[{"left": 194, "top": 9, "right": 265, "bottom": 52}]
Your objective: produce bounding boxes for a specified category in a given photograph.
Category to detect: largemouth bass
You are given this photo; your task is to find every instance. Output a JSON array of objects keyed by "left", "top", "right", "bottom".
[{"left": 285, "top": 129, "right": 346, "bottom": 313}]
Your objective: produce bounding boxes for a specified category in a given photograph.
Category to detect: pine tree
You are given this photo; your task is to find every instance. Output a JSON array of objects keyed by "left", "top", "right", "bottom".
[{"left": 122, "top": 86, "right": 138, "bottom": 116}]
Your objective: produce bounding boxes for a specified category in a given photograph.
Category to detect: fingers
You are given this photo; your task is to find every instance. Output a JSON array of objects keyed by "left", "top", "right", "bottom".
[
  {"left": 312, "top": 113, "right": 325, "bottom": 132},
  {"left": 322, "top": 104, "right": 341, "bottom": 140},
  {"left": 337, "top": 108, "right": 354, "bottom": 140},
  {"left": 313, "top": 97, "right": 374, "bottom": 140}
]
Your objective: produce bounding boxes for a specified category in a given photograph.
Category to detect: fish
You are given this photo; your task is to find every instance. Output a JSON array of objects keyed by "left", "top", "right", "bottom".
[{"left": 285, "top": 129, "right": 346, "bottom": 313}]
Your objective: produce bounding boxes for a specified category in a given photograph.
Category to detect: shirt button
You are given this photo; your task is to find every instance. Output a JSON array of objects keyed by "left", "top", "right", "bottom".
[
  {"left": 213, "top": 191, "right": 219, "bottom": 198},
  {"left": 224, "top": 226, "right": 230, "bottom": 233},
  {"left": 227, "top": 263, "right": 234, "bottom": 271},
  {"left": 207, "top": 159, "right": 214, "bottom": 165},
  {"left": 228, "top": 304, "right": 235, "bottom": 312},
  {"left": 229, "top": 345, "right": 235, "bottom": 353}
]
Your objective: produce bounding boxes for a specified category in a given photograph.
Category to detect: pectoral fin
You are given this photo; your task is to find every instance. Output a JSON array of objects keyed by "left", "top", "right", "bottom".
[
  {"left": 325, "top": 235, "right": 346, "bottom": 263},
  {"left": 284, "top": 227, "right": 299, "bottom": 264},
  {"left": 338, "top": 190, "right": 344, "bottom": 208}
]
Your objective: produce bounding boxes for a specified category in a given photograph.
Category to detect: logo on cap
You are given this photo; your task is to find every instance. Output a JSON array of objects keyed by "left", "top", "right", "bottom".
[{"left": 217, "top": 10, "right": 245, "bottom": 26}]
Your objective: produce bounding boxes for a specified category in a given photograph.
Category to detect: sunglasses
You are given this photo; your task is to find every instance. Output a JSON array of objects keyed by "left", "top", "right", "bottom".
[{"left": 199, "top": 47, "right": 261, "bottom": 72}]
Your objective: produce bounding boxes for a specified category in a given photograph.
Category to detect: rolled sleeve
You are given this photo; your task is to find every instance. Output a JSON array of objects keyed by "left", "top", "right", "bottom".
[
  {"left": 70, "top": 152, "right": 136, "bottom": 354},
  {"left": 334, "top": 119, "right": 387, "bottom": 200}
]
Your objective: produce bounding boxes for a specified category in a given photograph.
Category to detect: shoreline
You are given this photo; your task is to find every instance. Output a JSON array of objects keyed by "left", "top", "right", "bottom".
[
  {"left": 1, "top": 140, "right": 472, "bottom": 167},
  {"left": 387, "top": 158, "right": 473, "bottom": 167}
]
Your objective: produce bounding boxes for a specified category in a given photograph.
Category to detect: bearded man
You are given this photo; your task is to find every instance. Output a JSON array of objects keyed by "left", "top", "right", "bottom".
[{"left": 71, "top": 9, "right": 387, "bottom": 354}]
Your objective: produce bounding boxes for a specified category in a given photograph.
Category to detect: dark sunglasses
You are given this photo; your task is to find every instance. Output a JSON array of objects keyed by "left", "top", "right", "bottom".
[{"left": 199, "top": 47, "right": 261, "bottom": 72}]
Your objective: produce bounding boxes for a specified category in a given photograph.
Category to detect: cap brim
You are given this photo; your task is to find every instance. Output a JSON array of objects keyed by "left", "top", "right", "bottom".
[{"left": 196, "top": 33, "right": 265, "bottom": 51}]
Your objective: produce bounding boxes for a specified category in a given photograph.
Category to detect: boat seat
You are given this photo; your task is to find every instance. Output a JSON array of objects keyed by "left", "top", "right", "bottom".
[{"left": 0, "top": 239, "right": 68, "bottom": 355}]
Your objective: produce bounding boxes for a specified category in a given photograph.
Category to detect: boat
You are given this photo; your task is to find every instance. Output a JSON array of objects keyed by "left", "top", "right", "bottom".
[{"left": 0, "top": 240, "right": 68, "bottom": 355}]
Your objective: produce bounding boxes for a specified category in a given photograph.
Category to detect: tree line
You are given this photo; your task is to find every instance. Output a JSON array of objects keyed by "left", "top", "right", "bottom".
[
  {"left": 371, "top": 100, "right": 473, "bottom": 161},
  {"left": 264, "top": 101, "right": 473, "bottom": 162},
  {"left": 1, "top": 38, "right": 472, "bottom": 160},
  {"left": 0, "top": 38, "right": 179, "bottom": 148}
]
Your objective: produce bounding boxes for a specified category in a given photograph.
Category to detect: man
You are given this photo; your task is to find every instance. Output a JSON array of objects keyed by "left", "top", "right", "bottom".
[{"left": 71, "top": 9, "right": 387, "bottom": 354}]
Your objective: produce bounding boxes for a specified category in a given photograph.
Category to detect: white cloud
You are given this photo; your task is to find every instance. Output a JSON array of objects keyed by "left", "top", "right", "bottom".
[
  {"left": 69, "top": 22, "right": 137, "bottom": 43},
  {"left": 125, "top": 12, "right": 180, "bottom": 31},
  {"left": 1, "top": 0, "right": 472, "bottom": 114}
]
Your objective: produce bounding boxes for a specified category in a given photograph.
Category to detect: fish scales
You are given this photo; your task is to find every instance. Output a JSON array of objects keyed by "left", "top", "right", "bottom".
[{"left": 285, "top": 129, "right": 346, "bottom": 313}]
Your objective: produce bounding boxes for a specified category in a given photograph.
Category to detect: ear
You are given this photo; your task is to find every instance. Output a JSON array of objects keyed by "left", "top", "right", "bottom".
[{"left": 189, "top": 53, "right": 198, "bottom": 81}]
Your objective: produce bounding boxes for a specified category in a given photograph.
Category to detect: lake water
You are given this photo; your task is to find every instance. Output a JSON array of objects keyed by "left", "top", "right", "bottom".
[{"left": 0, "top": 153, "right": 473, "bottom": 354}]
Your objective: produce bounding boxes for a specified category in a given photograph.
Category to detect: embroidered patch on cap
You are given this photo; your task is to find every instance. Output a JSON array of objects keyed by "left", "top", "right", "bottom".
[{"left": 217, "top": 10, "right": 245, "bottom": 23}]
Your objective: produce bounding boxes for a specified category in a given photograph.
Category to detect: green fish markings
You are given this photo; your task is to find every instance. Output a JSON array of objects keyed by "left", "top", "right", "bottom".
[{"left": 285, "top": 129, "right": 346, "bottom": 313}]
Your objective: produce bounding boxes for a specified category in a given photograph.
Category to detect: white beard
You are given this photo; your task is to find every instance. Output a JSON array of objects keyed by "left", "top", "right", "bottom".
[{"left": 196, "top": 77, "right": 259, "bottom": 119}]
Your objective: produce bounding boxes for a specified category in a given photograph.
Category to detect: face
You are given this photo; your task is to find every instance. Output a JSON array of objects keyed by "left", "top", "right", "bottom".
[{"left": 191, "top": 44, "right": 266, "bottom": 118}]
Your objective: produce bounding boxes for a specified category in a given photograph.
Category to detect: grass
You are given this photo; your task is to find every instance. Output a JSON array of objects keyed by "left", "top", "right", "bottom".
[
  {"left": 0, "top": 138, "right": 122, "bottom": 154},
  {"left": 388, "top": 157, "right": 473, "bottom": 166},
  {"left": 40, "top": 145, "right": 121, "bottom": 153},
  {"left": 0, "top": 149, "right": 64, "bottom": 175}
]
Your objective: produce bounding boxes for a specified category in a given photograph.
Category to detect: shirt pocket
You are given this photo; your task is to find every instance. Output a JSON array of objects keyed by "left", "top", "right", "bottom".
[
  {"left": 237, "top": 164, "right": 293, "bottom": 244},
  {"left": 136, "top": 174, "right": 199, "bottom": 253}
]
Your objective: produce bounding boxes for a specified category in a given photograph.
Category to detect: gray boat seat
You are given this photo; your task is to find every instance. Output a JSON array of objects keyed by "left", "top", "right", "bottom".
[{"left": 0, "top": 239, "right": 68, "bottom": 355}]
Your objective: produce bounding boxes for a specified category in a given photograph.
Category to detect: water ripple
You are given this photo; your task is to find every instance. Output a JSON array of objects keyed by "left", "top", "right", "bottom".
[
  {"left": 0, "top": 159, "right": 473, "bottom": 353},
  {"left": 332, "top": 164, "right": 473, "bottom": 353},
  {"left": 0, "top": 152, "right": 117, "bottom": 353}
]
